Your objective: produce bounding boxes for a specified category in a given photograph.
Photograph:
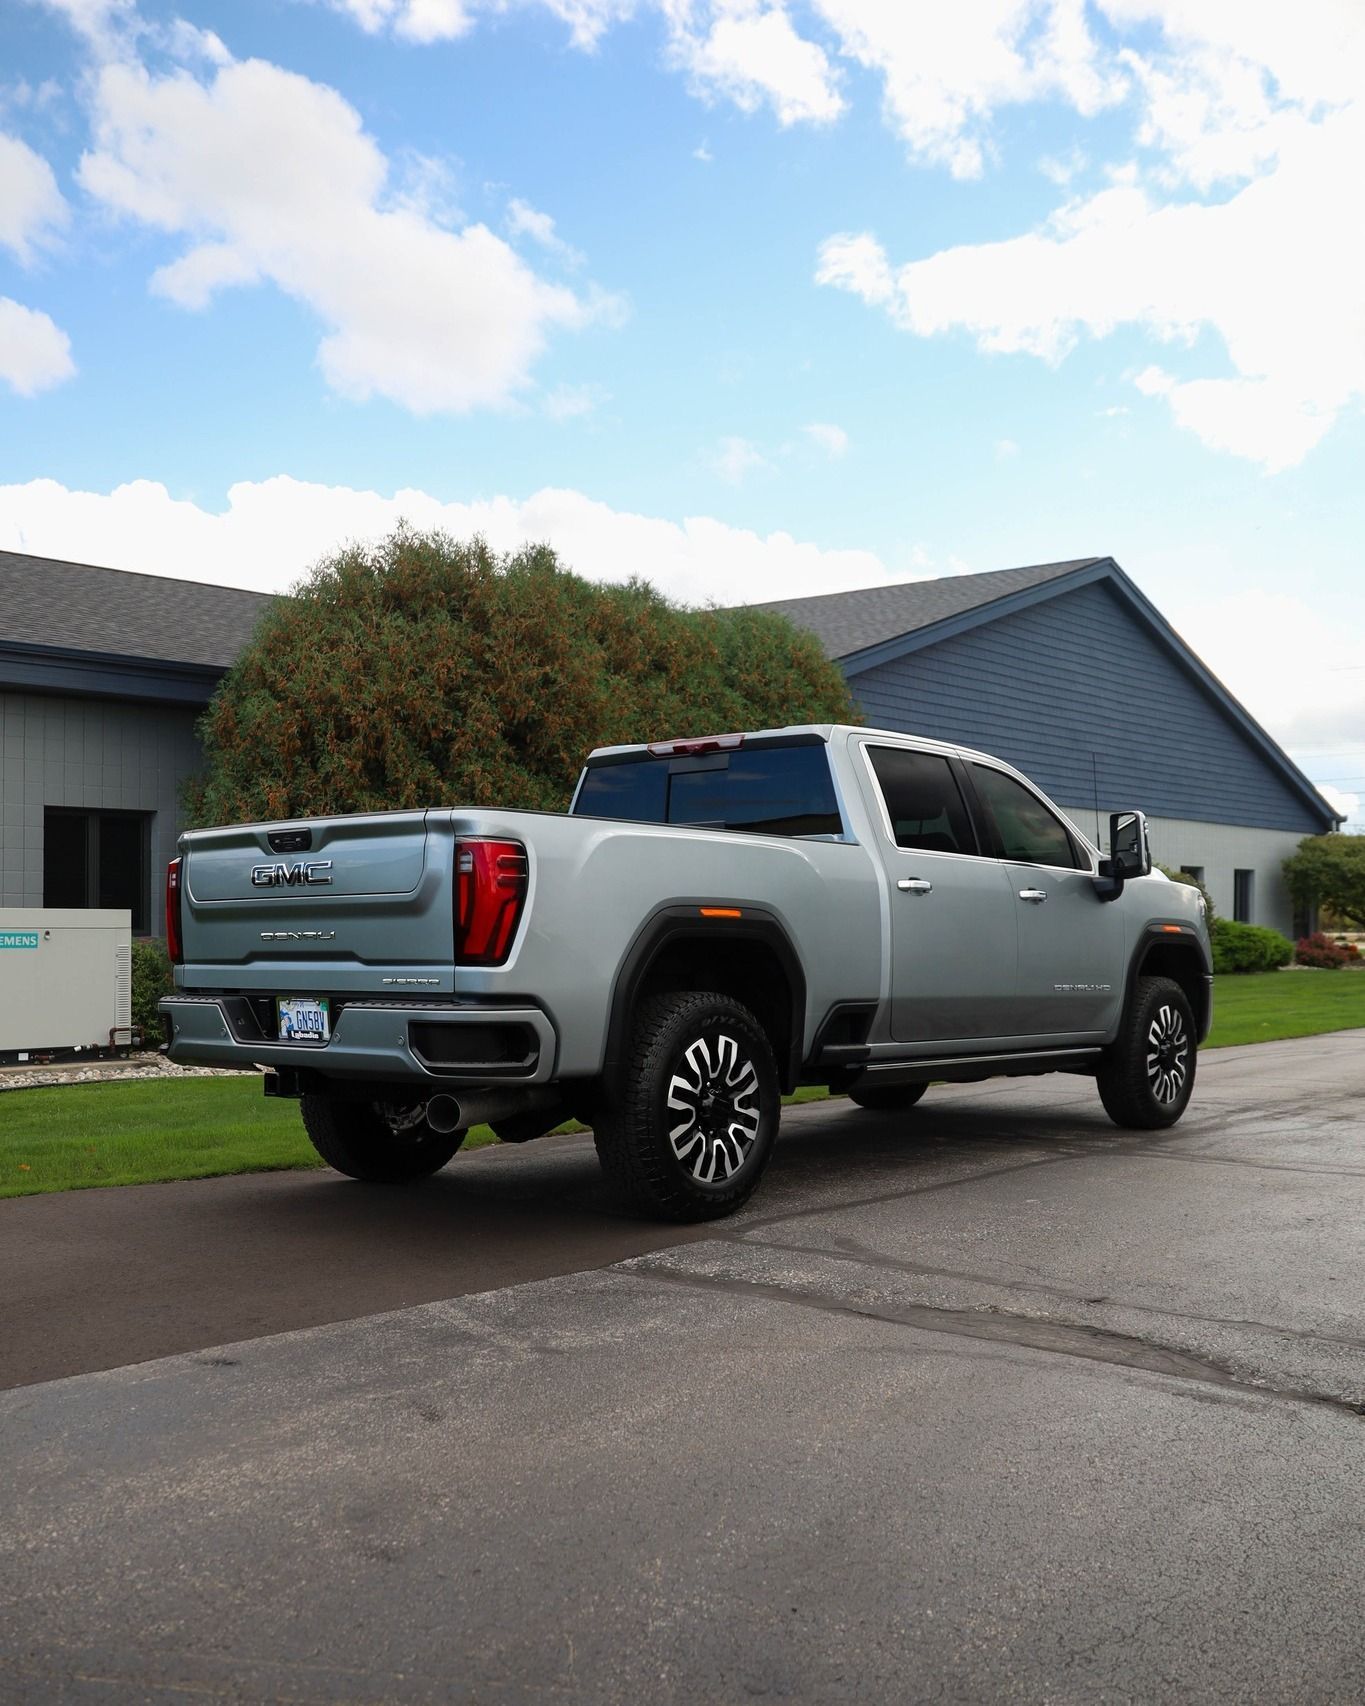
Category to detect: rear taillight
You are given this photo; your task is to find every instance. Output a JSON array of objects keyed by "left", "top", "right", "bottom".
[
  {"left": 165, "top": 857, "right": 184, "bottom": 965},
  {"left": 455, "top": 840, "right": 528, "bottom": 966}
]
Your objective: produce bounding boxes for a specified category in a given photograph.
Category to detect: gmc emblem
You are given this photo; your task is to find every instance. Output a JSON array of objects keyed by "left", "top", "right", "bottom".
[{"left": 251, "top": 860, "right": 334, "bottom": 888}]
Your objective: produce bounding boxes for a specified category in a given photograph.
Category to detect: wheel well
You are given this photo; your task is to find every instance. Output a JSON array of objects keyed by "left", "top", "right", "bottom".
[
  {"left": 627, "top": 934, "right": 801, "bottom": 1091},
  {"left": 1135, "top": 942, "right": 1209, "bottom": 1036}
]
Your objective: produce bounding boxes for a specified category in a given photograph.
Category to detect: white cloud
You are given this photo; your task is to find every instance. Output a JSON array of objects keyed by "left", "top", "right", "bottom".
[
  {"left": 0, "top": 473, "right": 891, "bottom": 606},
  {"left": 543, "top": 380, "right": 606, "bottom": 419},
  {"left": 325, "top": 0, "right": 473, "bottom": 41},
  {"left": 813, "top": 231, "right": 894, "bottom": 307},
  {"left": 0, "top": 297, "right": 76, "bottom": 395},
  {"left": 506, "top": 196, "right": 583, "bottom": 264},
  {"left": 708, "top": 435, "right": 771, "bottom": 484},
  {"left": 666, "top": 1, "right": 843, "bottom": 126},
  {"left": 0, "top": 132, "right": 68, "bottom": 262},
  {"left": 807, "top": 0, "right": 1123, "bottom": 176},
  {"left": 75, "top": 56, "right": 608, "bottom": 415},
  {"left": 804, "top": 420, "right": 848, "bottom": 458},
  {"left": 817, "top": 95, "right": 1365, "bottom": 471}
]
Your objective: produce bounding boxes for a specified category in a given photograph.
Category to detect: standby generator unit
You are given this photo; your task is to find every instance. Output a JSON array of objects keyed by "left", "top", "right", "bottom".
[{"left": 0, "top": 909, "right": 134, "bottom": 1066}]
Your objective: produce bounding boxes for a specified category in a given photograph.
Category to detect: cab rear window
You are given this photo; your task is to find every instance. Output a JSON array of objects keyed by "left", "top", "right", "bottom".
[{"left": 574, "top": 745, "right": 842, "bottom": 838}]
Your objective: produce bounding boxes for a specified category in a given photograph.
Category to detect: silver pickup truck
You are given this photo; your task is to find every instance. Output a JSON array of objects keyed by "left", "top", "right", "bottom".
[{"left": 162, "top": 724, "right": 1212, "bottom": 1220}]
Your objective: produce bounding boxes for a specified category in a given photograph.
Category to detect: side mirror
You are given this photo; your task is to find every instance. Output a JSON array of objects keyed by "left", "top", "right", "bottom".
[{"left": 1109, "top": 811, "right": 1151, "bottom": 879}]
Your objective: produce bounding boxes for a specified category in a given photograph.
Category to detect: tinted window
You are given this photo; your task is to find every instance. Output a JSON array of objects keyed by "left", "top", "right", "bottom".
[
  {"left": 574, "top": 745, "right": 842, "bottom": 838},
  {"left": 868, "top": 747, "right": 976, "bottom": 854},
  {"left": 969, "top": 765, "right": 1078, "bottom": 868}
]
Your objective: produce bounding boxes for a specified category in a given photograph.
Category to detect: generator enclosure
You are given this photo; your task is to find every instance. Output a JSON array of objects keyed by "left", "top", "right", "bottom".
[{"left": 0, "top": 909, "right": 134, "bottom": 1064}]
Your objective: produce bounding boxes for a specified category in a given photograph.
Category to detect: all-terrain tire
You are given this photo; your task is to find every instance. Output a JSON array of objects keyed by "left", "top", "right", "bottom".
[
  {"left": 848, "top": 1082, "right": 929, "bottom": 1113},
  {"left": 1096, "top": 975, "right": 1197, "bottom": 1130},
  {"left": 592, "top": 991, "right": 781, "bottom": 1222},
  {"left": 300, "top": 1095, "right": 459, "bottom": 1182}
]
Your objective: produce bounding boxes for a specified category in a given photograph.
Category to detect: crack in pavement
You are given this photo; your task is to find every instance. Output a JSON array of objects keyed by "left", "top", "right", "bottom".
[
  {"left": 625, "top": 1259, "right": 1365, "bottom": 1420},
  {"left": 726, "top": 1231, "right": 1365, "bottom": 1354},
  {"left": 737, "top": 1150, "right": 1078, "bottom": 1233}
]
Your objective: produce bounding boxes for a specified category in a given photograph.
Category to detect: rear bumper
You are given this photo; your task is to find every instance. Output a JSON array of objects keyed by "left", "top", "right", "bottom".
[{"left": 159, "top": 996, "right": 558, "bottom": 1086}]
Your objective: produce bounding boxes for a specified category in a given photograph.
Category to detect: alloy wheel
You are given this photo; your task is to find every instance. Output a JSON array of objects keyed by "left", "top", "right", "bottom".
[
  {"left": 666, "top": 1032, "right": 762, "bottom": 1183},
  {"left": 1145, "top": 1003, "right": 1189, "bottom": 1105}
]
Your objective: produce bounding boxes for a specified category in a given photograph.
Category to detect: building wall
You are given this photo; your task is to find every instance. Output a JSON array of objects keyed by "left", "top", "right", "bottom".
[
  {"left": 850, "top": 580, "right": 1330, "bottom": 836},
  {"left": 1057, "top": 807, "right": 1304, "bottom": 936},
  {"left": 0, "top": 689, "right": 203, "bottom": 925}
]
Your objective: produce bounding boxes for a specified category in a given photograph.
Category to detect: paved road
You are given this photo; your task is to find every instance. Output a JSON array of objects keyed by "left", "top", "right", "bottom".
[{"left": 3, "top": 1032, "right": 1364, "bottom": 1702}]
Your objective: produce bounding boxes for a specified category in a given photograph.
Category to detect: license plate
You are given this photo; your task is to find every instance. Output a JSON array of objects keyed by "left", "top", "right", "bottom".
[{"left": 277, "top": 997, "right": 330, "bottom": 1043}]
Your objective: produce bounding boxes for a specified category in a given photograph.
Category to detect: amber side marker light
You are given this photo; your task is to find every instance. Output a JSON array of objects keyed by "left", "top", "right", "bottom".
[
  {"left": 700, "top": 907, "right": 743, "bottom": 919},
  {"left": 1159, "top": 924, "right": 1184, "bottom": 934}
]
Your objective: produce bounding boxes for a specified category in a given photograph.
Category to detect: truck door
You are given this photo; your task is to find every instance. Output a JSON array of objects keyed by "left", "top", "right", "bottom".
[
  {"left": 860, "top": 744, "right": 1019, "bottom": 1044},
  {"left": 964, "top": 761, "right": 1125, "bottom": 1040}
]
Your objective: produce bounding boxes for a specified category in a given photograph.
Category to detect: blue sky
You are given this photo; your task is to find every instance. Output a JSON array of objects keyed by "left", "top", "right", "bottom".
[{"left": 2, "top": 0, "right": 1362, "bottom": 821}]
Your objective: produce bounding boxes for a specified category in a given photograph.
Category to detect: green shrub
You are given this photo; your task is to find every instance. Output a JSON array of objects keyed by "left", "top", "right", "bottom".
[
  {"left": 131, "top": 939, "right": 173, "bottom": 1042},
  {"left": 1210, "top": 918, "right": 1293, "bottom": 974}
]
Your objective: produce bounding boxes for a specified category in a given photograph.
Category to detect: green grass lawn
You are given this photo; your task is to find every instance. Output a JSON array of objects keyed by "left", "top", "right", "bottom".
[
  {"left": 1204, "top": 968, "right": 1365, "bottom": 1049},
  {"left": 3, "top": 972, "right": 1361, "bottom": 1199}
]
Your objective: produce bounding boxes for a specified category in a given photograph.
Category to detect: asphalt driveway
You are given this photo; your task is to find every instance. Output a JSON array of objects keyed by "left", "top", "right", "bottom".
[{"left": 3, "top": 1031, "right": 1364, "bottom": 1702}]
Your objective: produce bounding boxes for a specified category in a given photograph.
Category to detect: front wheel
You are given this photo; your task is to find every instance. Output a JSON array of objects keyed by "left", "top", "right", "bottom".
[
  {"left": 1096, "top": 976, "right": 1197, "bottom": 1130},
  {"left": 301, "top": 1095, "right": 460, "bottom": 1182},
  {"left": 593, "top": 991, "right": 781, "bottom": 1222}
]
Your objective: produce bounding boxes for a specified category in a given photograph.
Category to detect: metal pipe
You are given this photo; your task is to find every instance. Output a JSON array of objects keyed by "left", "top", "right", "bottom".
[{"left": 425, "top": 1087, "right": 560, "bottom": 1135}]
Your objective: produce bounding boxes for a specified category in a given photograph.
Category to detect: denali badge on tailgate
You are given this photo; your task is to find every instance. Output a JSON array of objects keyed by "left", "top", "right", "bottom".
[{"left": 250, "top": 860, "right": 334, "bottom": 888}]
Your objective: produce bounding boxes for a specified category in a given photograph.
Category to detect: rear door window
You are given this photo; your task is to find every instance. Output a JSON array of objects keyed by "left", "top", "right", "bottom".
[
  {"left": 969, "top": 764, "right": 1080, "bottom": 869},
  {"left": 866, "top": 746, "right": 977, "bottom": 854},
  {"left": 574, "top": 744, "right": 843, "bottom": 838}
]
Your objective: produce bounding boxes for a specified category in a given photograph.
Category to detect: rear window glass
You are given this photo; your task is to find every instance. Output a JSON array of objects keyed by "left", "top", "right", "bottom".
[
  {"left": 867, "top": 746, "right": 976, "bottom": 855},
  {"left": 574, "top": 745, "right": 842, "bottom": 838}
]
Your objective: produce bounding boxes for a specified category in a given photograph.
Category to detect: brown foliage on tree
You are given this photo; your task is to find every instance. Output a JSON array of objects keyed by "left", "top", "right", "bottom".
[{"left": 187, "top": 528, "right": 859, "bottom": 824}]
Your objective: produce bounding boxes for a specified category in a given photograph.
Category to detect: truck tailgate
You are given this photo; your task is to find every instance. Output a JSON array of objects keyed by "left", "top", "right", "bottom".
[{"left": 178, "top": 812, "right": 456, "bottom": 990}]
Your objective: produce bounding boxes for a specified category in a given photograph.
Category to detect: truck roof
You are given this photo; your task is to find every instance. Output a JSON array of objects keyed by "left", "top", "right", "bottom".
[{"left": 585, "top": 723, "right": 973, "bottom": 765}]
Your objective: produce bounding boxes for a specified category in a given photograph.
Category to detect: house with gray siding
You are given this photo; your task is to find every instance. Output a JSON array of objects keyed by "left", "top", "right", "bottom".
[
  {"left": 761, "top": 556, "right": 1340, "bottom": 936},
  {"left": 0, "top": 550, "right": 270, "bottom": 931},
  {"left": 0, "top": 547, "right": 1338, "bottom": 941}
]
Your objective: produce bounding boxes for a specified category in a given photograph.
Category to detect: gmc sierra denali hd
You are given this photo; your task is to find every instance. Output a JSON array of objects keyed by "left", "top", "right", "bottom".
[{"left": 161, "top": 724, "right": 1212, "bottom": 1220}]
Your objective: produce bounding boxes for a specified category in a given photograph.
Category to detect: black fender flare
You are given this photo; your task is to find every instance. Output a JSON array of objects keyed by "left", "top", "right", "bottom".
[
  {"left": 603, "top": 902, "right": 808, "bottom": 1091},
  {"left": 1121, "top": 923, "right": 1214, "bottom": 1043}
]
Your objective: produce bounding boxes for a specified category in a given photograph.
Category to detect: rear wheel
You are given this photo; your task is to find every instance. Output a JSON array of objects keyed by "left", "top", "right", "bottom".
[
  {"left": 300, "top": 1095, "right": 459, "bottom": 1182},
  {"left": 593, "top": 991, "right": 780, "bottom": 1222},
  {"left": 1097, "top": 975, "right": 1197, "bottom": 1130},
  {"left": 849, "top": 1082, "right": 929, "bottom": 1113}
]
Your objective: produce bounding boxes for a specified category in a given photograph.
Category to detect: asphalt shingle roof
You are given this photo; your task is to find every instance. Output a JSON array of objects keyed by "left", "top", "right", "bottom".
[
  {"left": 756, "top": 557, "right": 1105, "bottom": 660},
  {"left": 0, "top": 550, "right": 274, "bottom": 670}
]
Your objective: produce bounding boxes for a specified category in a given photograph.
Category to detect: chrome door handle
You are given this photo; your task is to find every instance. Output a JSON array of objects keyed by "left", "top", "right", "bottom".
[
  {"left": 897, "top": 878, "right": 933, "bottom": 894},
  {"left": 1018, "top": 887, "right": 1048, "bottom": 903}
]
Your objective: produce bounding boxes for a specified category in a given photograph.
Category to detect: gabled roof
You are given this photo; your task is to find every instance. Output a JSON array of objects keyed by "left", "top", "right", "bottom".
[
  {"left": 762, "top": 554, "right": 1342, "bottom": 831},
  {"left": 0, "top": 548, "right": 277, "bottom": 708},
  {"left": 757, "top": 558, "right": 1103, "bottom": 663},
  {"left": 0, "top": 548, "right": 273, "bottom": 669}
]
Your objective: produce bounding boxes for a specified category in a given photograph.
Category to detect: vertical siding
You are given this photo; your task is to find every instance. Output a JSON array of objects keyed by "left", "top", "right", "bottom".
[
  {"left": 0, "top": 690, "right": 203, "bottom": 931},
  {"left": 851, "top": 581, "right": 1327, "bottom": 835}
]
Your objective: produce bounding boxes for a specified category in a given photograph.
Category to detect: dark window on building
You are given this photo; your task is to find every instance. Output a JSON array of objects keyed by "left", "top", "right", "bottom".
[
  {"left": 1180, "top": 865, "right": 1205, "bottom": 884},
  {"left": 574, "top": 745, "right": 842, "bottom": 838},
  {"left": 43, "top": 809, "right": 152, "bottom": 934},
  {"left": 968, "top": 764, "right": 1080, "bottom": 869},
  {"left": 867, "top": 747, "right": 976, "bottom": 854},
  {"left": 1233, "top": 868, "right": 1254, "bottom": 924}
]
